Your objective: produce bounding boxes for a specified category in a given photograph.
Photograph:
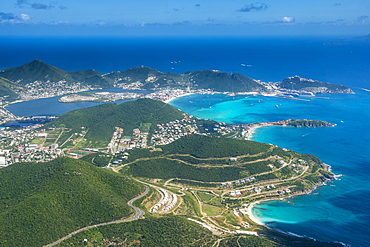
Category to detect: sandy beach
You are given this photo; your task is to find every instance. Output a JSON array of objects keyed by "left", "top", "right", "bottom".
[
  {"left": 246, "top": 124, "right": 265, "bottom": 140},
  {"left": 164, "top": 92, "right": 195, "bottom": 104},
  {"left": 246, "top": 201, "right": 265, "bottom": 225}
]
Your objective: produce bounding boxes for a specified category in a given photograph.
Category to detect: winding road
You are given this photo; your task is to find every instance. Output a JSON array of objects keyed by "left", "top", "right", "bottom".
[{"left": 44, "top": 185, "right": 149, "bottom": 247}]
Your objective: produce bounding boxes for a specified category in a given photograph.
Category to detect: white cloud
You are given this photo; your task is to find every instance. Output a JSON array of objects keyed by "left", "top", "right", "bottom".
[
  {"left": 0, "top": 12, "right": 31, "bottom": 23},
  {"left": 279, "top": 16, "right": 295, "bottom": 23},
  {"left": 20, "top": 13, "right": 31, "bottom": 21}
]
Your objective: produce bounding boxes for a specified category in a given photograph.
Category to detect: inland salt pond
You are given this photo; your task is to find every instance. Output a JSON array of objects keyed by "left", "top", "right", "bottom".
[
  {"left": 5, "top": 87, "right": 370, "bottom": 246},
  {"left": 4, "top": 88, "right": 370, "bottom": 246},
  {"left": 6, "top": 88, "right": 151, "bottom": 117}
]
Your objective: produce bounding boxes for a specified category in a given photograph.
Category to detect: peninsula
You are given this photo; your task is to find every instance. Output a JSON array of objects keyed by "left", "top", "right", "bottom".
[{"left": 0, "top": 62, "right": 347, "bottom": 246}]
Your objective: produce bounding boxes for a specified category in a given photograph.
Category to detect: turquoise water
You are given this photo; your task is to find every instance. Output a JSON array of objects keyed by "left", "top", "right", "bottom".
[
  {"left": 170, "top": 90, "right": 370, "bottom": 246},
  {"left": 1, "top": 36, "right": 369, "bottom": 246}
]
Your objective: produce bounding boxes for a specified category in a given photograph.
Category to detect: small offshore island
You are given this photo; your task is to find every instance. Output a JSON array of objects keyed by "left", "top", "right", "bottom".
[{"left": 0, "top": 61, "right": 347, "bottom": 246}]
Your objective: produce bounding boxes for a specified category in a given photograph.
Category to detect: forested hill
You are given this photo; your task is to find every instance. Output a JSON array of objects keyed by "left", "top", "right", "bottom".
[
  {"left": 106, "top": 66, "right": 267, "bottom": 92},
  {"left": 0, "top": 61, "right": 353, "bottom": 97},
  {"left": 278, "top": 76, "right": 352, "bottom": 93},
  {"left": 0, "top": 61, "right": 267, "bottom": 92},
  {"left": 0, "top": 157, "right": 143, "bottom": 247},
  {"left": 185, "top": 70, "right": 266, "bottom": 92},
  {"left": 45, "top": 98, "right": 184, "bottom": 144},
  {"left": 0, "top": 60, "right": 113, "bottom": 87},
  {"left": 161, "top": 134, "right": 272, "bottom": 158}
]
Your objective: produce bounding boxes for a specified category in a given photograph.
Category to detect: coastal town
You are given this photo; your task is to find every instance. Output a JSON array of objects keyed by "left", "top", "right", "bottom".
[
  {"left": 0, "top": 82, "right": 336, "bottom": 167},
  {"left": 16, "top": 80, "right": 96, "bottom": 101},
  {"left": 0, "top": 59, "right": 350, "bottom": 247}
]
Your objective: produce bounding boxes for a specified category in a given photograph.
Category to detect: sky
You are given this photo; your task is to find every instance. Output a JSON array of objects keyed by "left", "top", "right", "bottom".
[{"left": 1, "top": 0, "right": 369, "bottom": 36}]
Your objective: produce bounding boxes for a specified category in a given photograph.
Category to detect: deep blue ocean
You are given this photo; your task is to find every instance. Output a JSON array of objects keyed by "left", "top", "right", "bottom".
[{"left": 1, "top": 36, "right": 369, "bottom": 246}]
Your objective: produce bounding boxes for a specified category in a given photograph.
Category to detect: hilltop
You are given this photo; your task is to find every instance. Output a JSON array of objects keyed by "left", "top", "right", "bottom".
[
  {"left": 0, "top": 61, "right": 353, "bottom": 102},
  {"left": 123, "top": 134, "right": 332, "bottom": 184},
  {"left": 106, "top": 66, "right": 266, "bottom": 92},
  {"left": 0, "top": 60, "right": 112, "bottom": 87},
  {"left": 0, "top": 61, "right": 266, "bottom": 93},
  {"left": 44, "top": 98, "right": 185, "bottom": 147},
  {"left": 278, "top": 76, "right": 352, "bottom": 93},
  {"left": 0, "top": 156, "right": 143, "bottom": 247}
]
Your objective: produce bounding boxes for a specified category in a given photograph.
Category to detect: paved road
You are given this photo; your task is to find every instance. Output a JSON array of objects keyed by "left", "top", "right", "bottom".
[{"left": 44, "top": 185, "right": 149, "bottom": 247}]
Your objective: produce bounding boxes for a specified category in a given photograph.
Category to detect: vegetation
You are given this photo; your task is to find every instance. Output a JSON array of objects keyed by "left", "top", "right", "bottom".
[
  {"left": 56, "top": 215, "right": 337, "bottom": 247},
  {"left": 260, "top": 228, "right": 343, "bottom": 247},
  {"left": 0, "top": 77, "right": 21, "bottom": 101},
  {"left": 122, "top": 134, "right": 331, "bottom": 185},
  {"left": 0, "top": 61, "right": 268, "bottom": 94},
  {"left": 57, "top": 216, "right": 219, "bottom": 246},
  {"left": 44, "top": 98, "right": 184, "bottom": 144},
  {"left": 279, "top": 76, "right": 351, "bottom": 93},
  {"left": 79, "top": 152, "right": 111, "bottom": 167},
  {"left": 285, "top": 119, "right": 335, "bottom": 127},
  {"left": 0, "top": 60, "right": 113, "bottom": 87},
  {"left": 186, "top": 69, "right": 267, "bottom": 92},
  {"left": 0, "top": 157, "right": 143, "bottom": 247},
  {"left": 128, "top": 158, "right": 245, "bottom": 182},
  {"left": 0, "top": 61, "right": 353, "bottom": 101},
  {"left": 161, "top": 134, "right": 272, "bottom": 158}
]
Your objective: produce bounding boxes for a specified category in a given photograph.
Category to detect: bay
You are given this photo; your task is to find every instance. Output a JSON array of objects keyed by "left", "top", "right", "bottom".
[
  {"left": 1, "top": 36, "right": 369, "bottom": 246},
  {"left": 169, "top": 89, "right": 370, "bottom": 246}
]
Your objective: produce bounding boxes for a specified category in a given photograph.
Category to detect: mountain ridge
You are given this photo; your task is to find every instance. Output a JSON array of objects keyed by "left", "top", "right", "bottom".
[{"left": 0, "top": 60, "right": 353, "bottom": 101}]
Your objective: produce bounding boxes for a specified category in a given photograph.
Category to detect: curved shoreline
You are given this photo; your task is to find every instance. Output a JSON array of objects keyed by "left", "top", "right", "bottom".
[
  {"left": 246, "top": 201, "right": 265, "bottom": 225},
  {"left": 164, "top": 92, "right": 196, "bottom": 104}
]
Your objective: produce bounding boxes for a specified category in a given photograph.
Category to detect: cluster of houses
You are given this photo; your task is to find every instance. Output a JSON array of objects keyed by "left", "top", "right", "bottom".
[
  {"left": 277, "top": 188, "right": 291, "bottom": 194},
  {"left": 229, "top": 184, "right": 279, "bottom": 197},
  {"left": 17, "top": 80, "right": 94, "bottom": 101},
  {"left": 0, "top": 126, "right": 64, "bottom": 166},
  {"left": 144, "top": 89, "right": 192, "bottom": 102},
  {"left": 151, "top": 188, "right": 177, "bottom": 213},
  {"left": 230, "top": 190, "right": 242, "bottom": 196},
  {"left": 151, "top": 115, "right": 198, "bottom": 146},
  {"left": 115, "top": 81, "right": 144, "bottom": 90},
  {"left": 144, "top": 88, "right": 214, "bottom": 102},
  {"left": 108, "top": 127, "right": 149, "bottom": 153},
  {"left": 221, "top": 176, "right": 257, "bottom": 189}
]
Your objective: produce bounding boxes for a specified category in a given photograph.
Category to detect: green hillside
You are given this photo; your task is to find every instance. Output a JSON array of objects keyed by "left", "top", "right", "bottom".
[
  {"left": 45, "top": 98, "right": 184, "bottom": 145},
  {"left": 0, "top": 76, "right": 21, "bottom": 100},
  {"left": 0, "top": 157, "right": 143, "bottom": 247},
  {"left": 161, "top": 134, "right": 271, "bottom": 158},
  {"left": 107, "top": 66, "right": 266, "bottom": 92},
  {"left": 57, "top": 215, "right": 340, "bottom": 246},
  {"left": 0, "top": 61, "right": 354, "bottom": 96},
  {"left": 106, "top": 66, "right": 188, "bottom": 89},
  {"left": 0, "top": 60, "right": 113, "bottom": 87},
  {"left": 124, "top": 134, "right": 331, "bottom": 185},
  {"left": 57, "top": 216, "right": 279, "bottom": 247},
  {"left": 279, "top": 76, "right": 352, "bottom": 93},
  {"left": 186, "top": 70, "right": 267, "bottom": 92}
]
